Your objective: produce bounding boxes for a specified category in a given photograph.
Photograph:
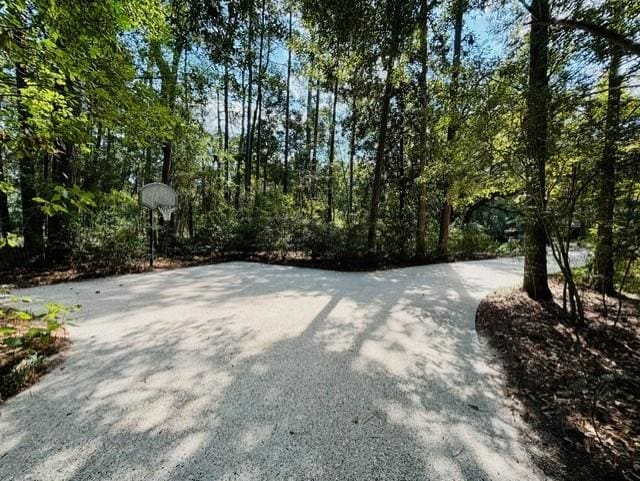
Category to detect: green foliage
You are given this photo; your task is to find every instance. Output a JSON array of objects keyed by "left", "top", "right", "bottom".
[
  {"left": 69, "top": 190, "right": 146, "bottom": 267},
  {"left": 0, "top": 352, "right": 48, "bottom": 399},
  {"left": 448, "top": 224, "right": 499, "bottom": 260},
  {"left": 0, "top": 299, "right": 71, "bottom": 349},
  {"left": 237, "top": 192, "right": 301, "bottom": 254},
  {"left": 0, "top": 233, "right": 21, "bottom": 249},
  {"left": 616, "top": 260, "right": 640, "bottom": 296},
  {"left": 34, "top": 185, "right": 96, "bottom": 217},
  {"left": 0, "top": 298, "right": 65, "bottom": 395},
  {"left": 0, "top": 182, "right": 15, "bottom": 195},
  {"left": 496, "top": 239, "right": 523, "bottom": 257},
  {"left": 0, "top": 0, "right": 637, "bottom": 291},
  {"left": 193, "top": 205, "right": 238, "bottom": 253}
]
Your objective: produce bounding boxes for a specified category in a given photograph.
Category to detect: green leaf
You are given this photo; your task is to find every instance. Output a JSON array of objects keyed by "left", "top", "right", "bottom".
[
  {"left": 0, "top": 326, "right": 17, "bottom": 336},
  {"left": 3, "top": 337, "right": 23, "bottom": 348},
  {"left": 15, "top": 311, "right": 33, "bottom": 321},
  {"left": 26, "top": 327, "right": 49, "bottom": 338}
]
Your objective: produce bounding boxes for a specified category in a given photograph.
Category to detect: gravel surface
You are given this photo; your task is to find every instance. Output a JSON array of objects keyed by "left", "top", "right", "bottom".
[{"left": 0, "top": 255, "right": 586, "bottom": 480}]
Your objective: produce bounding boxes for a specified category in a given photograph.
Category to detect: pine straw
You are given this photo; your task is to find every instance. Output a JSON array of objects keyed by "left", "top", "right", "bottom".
[{"left": 476, "top": 283, "right": 640, "bottom": 481}]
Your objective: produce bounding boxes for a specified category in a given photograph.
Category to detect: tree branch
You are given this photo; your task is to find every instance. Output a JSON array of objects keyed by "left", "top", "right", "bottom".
[
  {"left": 546, "top": 18, "right": 640, "bottom": 56},
  {"left": 517, "top": 0, "right": 640, "bottom": 56}
]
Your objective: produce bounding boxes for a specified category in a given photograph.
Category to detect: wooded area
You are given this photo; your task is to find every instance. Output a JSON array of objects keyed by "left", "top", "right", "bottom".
[
  {"left": 1, "top": 2, "right": 640, "bottom": 478},
  {"left": 0, "top": 0, "right": 639, "bottom": 310}
]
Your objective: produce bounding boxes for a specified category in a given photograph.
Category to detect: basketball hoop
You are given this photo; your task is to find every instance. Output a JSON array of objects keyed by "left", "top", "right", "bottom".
[
  {"left": 157, "top": 205, "right": 175, "bottom": 222},
  {"left": 138, "top": 183, "right": 178, "bottom": 267},
  {"left": 139, "top": 183, "right": 177, "bottom": 211}
]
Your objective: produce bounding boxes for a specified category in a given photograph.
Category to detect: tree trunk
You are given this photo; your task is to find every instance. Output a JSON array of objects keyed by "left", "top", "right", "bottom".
[
  {"left": 86, "top": 122, "right": 103, "bottom": 189},
  {"left": 415, "top": 0, "right": 429, "bottom": 259},
  {"left": 161, "top": 142, "right": 172, "bottom": 185},
  {"left": 261, "top": 39, "right": 272, "bottom": 194},
  {"left": 348, "top": 95, "right": 357, "bottom": 221},
  {"left": 224, "top": 62, "right": 230, "bottom": 202},
  {"left": 188, "top": 201, "right": 194, "bottom": 239},
  {"left": 283, "top": 10, "right": 292, "bottom": 194},
  {"left": 216, "top": 86, "right": 223, "bottom": 149},
  {"left": 437, "top": 0, "right": 465, "bottom": 257},
  {"left": 255, "top": 0, "right": 266, "bottom": 187},
  {"left": 311, "top": 78, "right": 321, "bottom": 198},
  {"left": 327, "top": 76, "right": 338, "bottom": 223},
  {"left": 215, "top": 84, "right": 222, "bottom": 197},
  {"left": 224, "top": 65, "right": 230, "bottom": 153},
  {"left": 14, "top": 29, "right": 44, "bottom": 258},
  {"left": 0, "top": 153, "right": 11, "bottom": 237},
  {"left": 244, "top": 14, "right": 254, "bottom": 197},
  {"left": 523, "top": 0, "right": 552, "bottom": 300},
  {"left": 366, "top": 54, "right": 395, "bottom": 254},
  {"left": 305, "top": 79, "right": 313, "bottom": 174},
  {"left": 159, "top": 44, "right": 183, "bottom": 187},
  {"left": 235, "top": 66, "right": 246, "bottom": 209},
  {"left": 594, "top": 48, "right": 622, "bottom": 294},
  {"left": 398, "top": 89, "right": 406, "bottom": 217},
  {"left": 304, "top": 78, "right": 313, "bottom": 201},
  {"left": 47, "top": 132, "right": 75, "bottom": 264}
]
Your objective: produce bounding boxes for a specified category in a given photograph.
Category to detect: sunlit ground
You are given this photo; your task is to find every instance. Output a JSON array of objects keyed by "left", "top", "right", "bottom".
[{"left": 0, "top": 256, "right": 585, "bottom": 480}]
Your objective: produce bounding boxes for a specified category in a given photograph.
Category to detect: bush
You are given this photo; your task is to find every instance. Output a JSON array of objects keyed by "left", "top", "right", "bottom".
[
  {"left": 194, "top": 203, "right": 238, "bottom": 252},
  {"left": 70, "top": 190, "right": 146, "bottom": 267},
  {"left": 301, "top": 220, "right": 339, "bottom": 258},
  {"left": 234, "top": 191, "right": 302, "bottom": 254},
  {"left": 1, "top": 294, "right": 72, "bottom": 399},
  {"left": 496, "top": 239, "right": 523, "bottom": 257},
  {"left": 449, "top": 223, "right": 498, "bottom": 259}
]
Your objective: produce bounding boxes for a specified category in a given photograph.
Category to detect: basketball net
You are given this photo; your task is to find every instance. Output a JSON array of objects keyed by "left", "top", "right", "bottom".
[{"left": 157, "top": 205, "right": 175, "bottom": 222}]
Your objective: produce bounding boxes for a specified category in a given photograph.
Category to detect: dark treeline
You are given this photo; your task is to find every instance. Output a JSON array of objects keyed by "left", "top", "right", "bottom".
[{"left": 0, "top": 0, "right": 639, "bottom": 310}]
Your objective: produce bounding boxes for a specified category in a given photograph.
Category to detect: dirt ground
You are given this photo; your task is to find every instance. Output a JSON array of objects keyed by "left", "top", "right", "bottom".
[{"left": 476, "top": 282, "right": 640, "bottom": 481}]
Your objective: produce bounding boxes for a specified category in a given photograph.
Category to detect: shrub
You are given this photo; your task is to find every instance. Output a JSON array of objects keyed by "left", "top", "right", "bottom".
[
  {"left": 194, "top": 203, "right": 238, "bottom": 252},
  {"left": 449, "top": 223, "right": 498, "bottom": 259},
  {"left": 496, "top": 239, "right": 523, "bottom": 257},
  {"left": 234, "top": 191, "right": 302, "bottom": 254},
  {"left": 70, "top": 190, "right": 146, "bottom": 267},
  {"left": 1, "top": 294, "right": 73, "bottom": 399}
]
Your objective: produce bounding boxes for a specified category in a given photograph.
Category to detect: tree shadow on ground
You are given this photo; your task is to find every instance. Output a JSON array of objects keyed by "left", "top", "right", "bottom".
[{"left": 1, "top": 261, "right": 545, "bottom": 480}]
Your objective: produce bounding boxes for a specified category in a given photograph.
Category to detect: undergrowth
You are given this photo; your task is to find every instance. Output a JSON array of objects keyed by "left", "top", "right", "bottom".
[{"left": 0, "top": 287, "right": 75, "bottom": 401}]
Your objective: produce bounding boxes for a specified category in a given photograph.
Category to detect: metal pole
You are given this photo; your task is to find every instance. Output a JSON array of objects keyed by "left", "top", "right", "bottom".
[{"left": 149, "top": 208, "right": 154, "bottom": 267}]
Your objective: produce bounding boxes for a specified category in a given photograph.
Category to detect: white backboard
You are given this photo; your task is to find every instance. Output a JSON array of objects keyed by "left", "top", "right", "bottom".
[{"left": 139, "top": 183, "right": 177, "bottom": 210}]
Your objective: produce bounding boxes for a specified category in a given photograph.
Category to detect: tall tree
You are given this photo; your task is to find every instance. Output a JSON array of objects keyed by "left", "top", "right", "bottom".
[
  {"left": 437, "top": 0, "right": 466, "bottom": 257},
  {"left": 244, "top": 13, "right": 255, "bottom": 196},
  {"left": 0, "top": 152, "right": 11, "bottom": 237},
  {"left": 594, "top": 47, "right": 623, "bottom": 294},
  {"left": 348, "top": 94, "right": 357, "bottom": 221},
  {"left": 12, "top": 8, "right": 44, "bottom": 257},
  {"left": 327, "top": 76, "right": 338, "bottom": 222},
  {"left": 223, "top": 63, "right": 230, "bottom": 201},
  {"left": 305, "top": 78, "right": 313, "bottom": 192},
  {"left": 415, "top": 0, "right": 431, "bottom": 259},
  {"left": 152, "top": 39, "right": 183, "bottom": 186},
  {"left": 366, "top": 1, "right": 407, "bottom": 254},
  {"left": 311, "top": 78, "right": 321, "bottom": 198},
  {"left": 254, "top": 0, "right": 266, "bottom": 186},
  {"left": 522, "top": 0, "right": 552, "bottom": 300},
  {"left": 283, "top": 10, "right": 293, "bottom": 194}
]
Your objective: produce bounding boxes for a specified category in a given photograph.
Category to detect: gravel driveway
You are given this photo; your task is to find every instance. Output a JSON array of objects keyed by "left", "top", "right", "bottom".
[{"left": 0, "top": 256, "right": 585, "bottom": 480}]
